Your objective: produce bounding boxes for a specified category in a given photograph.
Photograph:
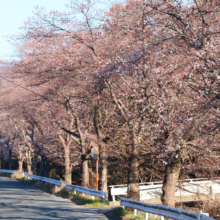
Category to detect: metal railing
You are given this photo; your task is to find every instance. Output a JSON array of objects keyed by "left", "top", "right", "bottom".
[
  {"left": 65, "top": 184, "right": 106, "bottom": 204},
  {"left": 121, "top": 198, "right": 214, "bottom": 220},
  {"left": 0, "top": 169, "right": 106, "bottom": 204},
  {"left": 110, "top": 179, "right": 220, "bottom": 201}
]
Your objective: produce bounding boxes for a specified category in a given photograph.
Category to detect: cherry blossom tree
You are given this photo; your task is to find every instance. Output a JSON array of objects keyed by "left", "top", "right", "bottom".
[{"left": 4, "top": 0, "right": 219, "bottom": 207}]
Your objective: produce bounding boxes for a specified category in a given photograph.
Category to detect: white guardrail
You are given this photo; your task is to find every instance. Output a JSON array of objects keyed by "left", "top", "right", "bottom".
[
  {"left": 110, "top": 179, "right": 220, "bottom": 201},
  {"left": 121, "top": 198, "right": 215, "bottom": 220},
  {"left": 0, "top": 169, "right": 106, "bottom": 204}
]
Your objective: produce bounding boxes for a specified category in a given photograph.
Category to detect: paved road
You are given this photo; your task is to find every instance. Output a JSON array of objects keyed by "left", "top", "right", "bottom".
[{"left": 0, "top": 176, "right": 113, "bottom": 220}]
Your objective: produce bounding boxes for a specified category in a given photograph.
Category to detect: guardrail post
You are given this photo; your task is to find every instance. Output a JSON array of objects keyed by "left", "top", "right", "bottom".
[
  {"left": 161, "top": 216, "right": 164, "bottom": 220},
  {"left": 210, "top": 185, "right": 215, "bottom": 200},
  {"left": 103, "top": 192, "right": 106, "bottom": 204},
  {"left": 134, "top": 209, "right": 137, "bottom": 216},
  {"left": 112, "top": 195, "right": 115, "bottom": 202},
  {"left": 145, "top": 213, "right": 148, "bottom": 220},
  {"left": 110, "top": 186, "right": 115, "bottom": 202},
  {"left": 74, "top": 191, "right": 76, "bottom": 195}
]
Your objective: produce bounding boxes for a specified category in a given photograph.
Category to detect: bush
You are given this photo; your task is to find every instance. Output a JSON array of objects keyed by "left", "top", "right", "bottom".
[
  {"left": 203, "top": 200, "right": 220, "bottom": 220},
  {"left": 21, "top": 177, "right": 35, "bottom": 184}
]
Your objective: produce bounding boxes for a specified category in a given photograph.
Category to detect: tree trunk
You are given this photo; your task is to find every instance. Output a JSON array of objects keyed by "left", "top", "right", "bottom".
[
  {"left": 27, "top": 162, "right": 32, "bottom": 174},
  {"left": 80, "top": 134, "right": 89, "bottom": 188},
  {"left": 26, "top": 148, "right": 32, "bottom": 174},
  {"left": 58, "top": 133, "right": 72, "bottom": 184},
  {"left": 2, "top": 161, "right": 5, "bottom": 169},
  {"left": 100, "top": 146, "right": 108, "bottom": 199},
  {"left": 8, "top": 148, "right": 12, "bottom": 170},
  {"left": 17, "top": 147, "right": 23, "bottom": 172},
  {"left": 38, "top": 154, "right": 45, "bottom": 176},
  {"left": 1, "top": 157, "right": 5, "bottom": 169},
  {"left": 64, "top": 145, "right": 72, "bottom": 184},
  {"left": 18, "top": 159, "right": 23, "bottom": 172},
  {"left": 88, "top": 168, "right": 96, "bottom": 189},
  {"left": 127, "top": 154, "right": 139, "bottom": 200},
  {"left": 32, "top": 152, "right": 38, "bottom": 175},
  {"left": 94, "top": 103, "right": 108, "bottom": 198},
  {"left": 161, "top": 148, "right": 183, "bottom": 207},
  {"left": 1, "top": 147, "right": 5, "bottom": 169},
  {"left": 43, "top": 158, "right": 50, "bottom": 177},
  {"left": 106, "top": 82, "right": 140, "bottom": 200},
  {"left": 127, "top": 129, "right": 140, "bottom": 201},
  {"left": 72, "top": 113, "right": 89, "bottom": 188},
  {"left": 81, "top": 157, "right": 89, "bottom": 188}
]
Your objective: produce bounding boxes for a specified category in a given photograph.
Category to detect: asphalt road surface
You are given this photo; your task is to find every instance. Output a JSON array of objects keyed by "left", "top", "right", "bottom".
[{"left": 0, "top": 176, "right": 113, "bottom": 220}]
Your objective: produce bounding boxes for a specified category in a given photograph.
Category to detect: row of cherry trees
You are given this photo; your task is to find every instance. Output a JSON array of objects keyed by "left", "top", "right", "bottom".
[{"left": 0, "top": 0, "right": 219, "bottom": 207}]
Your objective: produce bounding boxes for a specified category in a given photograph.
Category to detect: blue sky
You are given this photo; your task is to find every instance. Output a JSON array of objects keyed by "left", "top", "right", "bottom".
[{"left": 0, "top": 0, "right": 71, "bottom": 61}]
